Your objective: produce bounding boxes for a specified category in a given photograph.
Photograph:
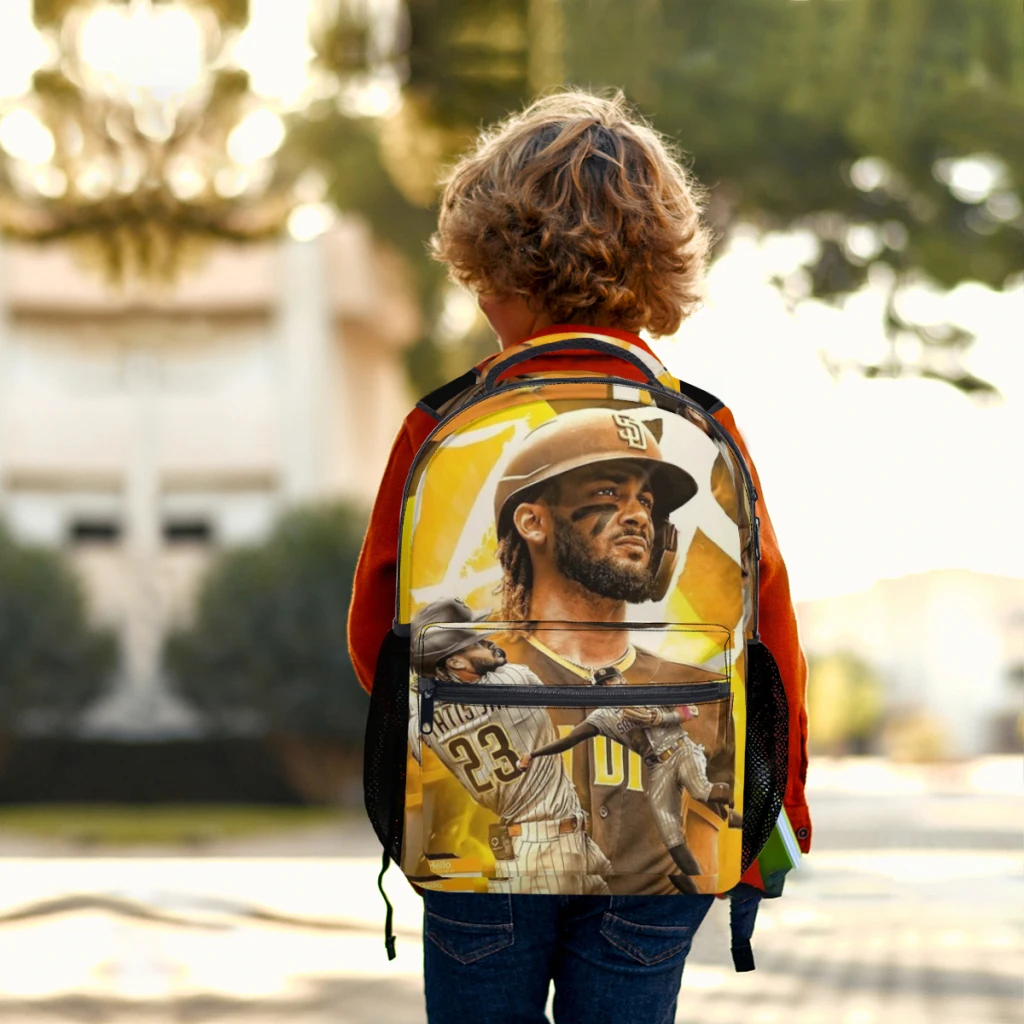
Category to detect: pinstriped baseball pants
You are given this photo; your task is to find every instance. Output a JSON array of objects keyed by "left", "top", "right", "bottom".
[{"left": 647, "top": 736, "right": 714, "bottom": 852}]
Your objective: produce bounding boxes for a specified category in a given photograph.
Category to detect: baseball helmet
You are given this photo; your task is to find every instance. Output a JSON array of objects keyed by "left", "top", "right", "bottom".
[
  {"left": 411, "top": 598, "right": 495, "bottom": 674},
  {"left": 593, "top": 666, "right": 627, "bottom": 686},
  {"left": 494, "top": 408, "right": 697, "bottom": 539}
]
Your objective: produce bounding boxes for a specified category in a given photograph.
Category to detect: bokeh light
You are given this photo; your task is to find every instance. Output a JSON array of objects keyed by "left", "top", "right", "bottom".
[
  {"left": 232, "top": 0, "right": 318, "bottom": 109},
  {"left": 227, "top": 109, "right": 287, "bottom": 165},
  {"left": 77, "top": 2, "right": 206, "bottom": 102},
  {"left": 0, "top": 107, "right": 55, "bottom": 163},
  {"left": 0, "top": 0, "right": 53, "bottom": 100}
]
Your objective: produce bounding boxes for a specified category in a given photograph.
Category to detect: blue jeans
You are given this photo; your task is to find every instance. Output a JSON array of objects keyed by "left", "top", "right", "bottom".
[{"left": 422, "top": 891, "right": 714, "bottom": 1024}]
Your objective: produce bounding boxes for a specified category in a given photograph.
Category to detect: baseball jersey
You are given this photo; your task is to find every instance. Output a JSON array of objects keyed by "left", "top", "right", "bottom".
[
  {"left": 410, "top": 662, "right": 582, "bottom": 825},
  {"left": 490, "top": 631, "right": 731, "bottom": 894},
  {"left": 586, "top": 706, "right": 688, "bottom": 759}
]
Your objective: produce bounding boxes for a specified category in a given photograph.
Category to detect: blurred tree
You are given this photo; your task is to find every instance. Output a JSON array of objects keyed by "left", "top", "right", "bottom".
[
  {"left": 301, "top": 0, "right": 1021, "bottom": 397},
  {"left": 164, "top": 503, "right": 369, "bottom": 802},
  {"left": 297, "top": 0, "right": 553, "bottom": 393},
  {"left": 806, "top": 651, "right": 885, "bottom": 755},
  {"left": 563, "top": 0, "right": 1023, "bottom": 397},
  {"left": 0, "top": 526, "right": 116, "bottom": 736}
]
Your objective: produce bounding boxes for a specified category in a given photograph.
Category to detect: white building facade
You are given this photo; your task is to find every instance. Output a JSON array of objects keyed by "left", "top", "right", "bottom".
[{"left": 0, "top": 222, "right": 419, "bottom": 737}]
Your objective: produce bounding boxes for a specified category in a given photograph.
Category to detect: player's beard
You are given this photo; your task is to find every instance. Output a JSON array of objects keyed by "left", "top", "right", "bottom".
[
  {"left": 552, "top": 512, "right": 657, "bottom": 603},
  {"left": 437, "top": 643, "right": 506, "bottom": 681},
  {"left": 466, "top": 647, "right": 506, "bottom": 675}
]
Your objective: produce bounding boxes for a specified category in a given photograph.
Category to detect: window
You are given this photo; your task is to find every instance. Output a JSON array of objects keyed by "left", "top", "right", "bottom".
[
  {"left": 163, "top": 518, "right": 214, "bottom": 545},
  {"left": 69, "top": 518, "right": 122, "bottom": 544}
]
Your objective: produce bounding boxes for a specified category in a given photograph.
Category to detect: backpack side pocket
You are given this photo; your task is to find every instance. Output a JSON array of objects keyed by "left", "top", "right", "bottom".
[
  {"left": 741, "top": 639, "right": 789, "bottom": 872},
  {"left": 363, "top": 629, "right": 410, "bottom": 862}
]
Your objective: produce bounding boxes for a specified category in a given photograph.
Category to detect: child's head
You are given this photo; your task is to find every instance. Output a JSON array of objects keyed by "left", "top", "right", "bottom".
[{"left": 432, "top": 89, "right": 711, "bottom": 340}]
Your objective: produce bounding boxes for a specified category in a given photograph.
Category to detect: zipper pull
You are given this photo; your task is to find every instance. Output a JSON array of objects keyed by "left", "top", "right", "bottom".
[
  {"left": 420, "top": 677, "right": 436, "bottom": 735},
  {"left": 753, "top": 516, "right": 761, "bottom": 563}
]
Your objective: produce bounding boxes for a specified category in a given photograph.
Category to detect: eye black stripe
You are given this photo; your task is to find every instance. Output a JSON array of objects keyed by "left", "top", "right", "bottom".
[{"left": 570, "top": 503, "right": 615, "bottom": 522}]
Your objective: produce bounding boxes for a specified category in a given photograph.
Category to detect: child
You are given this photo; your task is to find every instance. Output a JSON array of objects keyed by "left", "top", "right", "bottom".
[{"left": 349, "top": 88, "right": 809, "bottom": 1024}]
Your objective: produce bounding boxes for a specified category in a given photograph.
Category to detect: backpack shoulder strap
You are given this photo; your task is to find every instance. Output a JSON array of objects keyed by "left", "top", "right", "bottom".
[
  {"left": 729, "top": 886, "right": 762, "bottom": 972},
  {"left": 416, "top": 369, "right": 480, "bottom": 420},
  {"left": 675, "top": 379, "right": 724, "bottom": 415}
]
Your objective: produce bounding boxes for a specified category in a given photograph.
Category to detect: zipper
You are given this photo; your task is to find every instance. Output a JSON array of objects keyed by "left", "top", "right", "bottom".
[
  {"left": 396, "top": 374, "right": 760, "bottom": 630},
  {"left": 750, "top": 515, "right": 762, "bottom": 642},
  {"left": 419, "top": 679, "right": 731, "bottom": 734}
]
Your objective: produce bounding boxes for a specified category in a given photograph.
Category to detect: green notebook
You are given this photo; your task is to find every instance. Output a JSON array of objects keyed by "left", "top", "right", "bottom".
[{"left": 756, "top": 807, "right": 802, "bottom": 893}]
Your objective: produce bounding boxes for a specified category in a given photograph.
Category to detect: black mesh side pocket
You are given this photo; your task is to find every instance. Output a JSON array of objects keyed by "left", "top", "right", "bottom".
[
  {"left": 740, "top": 639, "right": 789, "bottom": 873},
  {"left": 363, "top": 629, "right": 410, "bottom": 863}
]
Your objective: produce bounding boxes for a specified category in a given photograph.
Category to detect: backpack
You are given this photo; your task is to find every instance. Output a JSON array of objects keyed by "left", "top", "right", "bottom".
[{"left": 363, "top": 334, "right": 791, "bottom": 966}]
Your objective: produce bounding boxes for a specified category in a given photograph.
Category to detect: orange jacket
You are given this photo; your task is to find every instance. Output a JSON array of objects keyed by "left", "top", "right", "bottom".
[{"left": 348, "top": 326, "right": 811, "bottom": 859}]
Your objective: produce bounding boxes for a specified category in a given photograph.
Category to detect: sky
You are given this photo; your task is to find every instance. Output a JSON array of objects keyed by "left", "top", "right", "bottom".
[{"left": 648, "top": 230, "right": 1024, "bottom": 603}]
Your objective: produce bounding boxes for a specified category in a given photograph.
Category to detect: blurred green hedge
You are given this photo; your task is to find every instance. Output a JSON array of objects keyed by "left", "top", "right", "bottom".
[
  {"left": 165, "top": 503, "right": 369, "bottom": 746},
  {"left": 0, "top": 525, "right": 116, "bottom": 734}
]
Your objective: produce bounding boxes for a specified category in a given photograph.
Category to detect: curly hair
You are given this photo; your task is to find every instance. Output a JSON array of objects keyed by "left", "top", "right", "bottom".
[{"left": 431, "top": 89, "right": 711, "bottom": 336}]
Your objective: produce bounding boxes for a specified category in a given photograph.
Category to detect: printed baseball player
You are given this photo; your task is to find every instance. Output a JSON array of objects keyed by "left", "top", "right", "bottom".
[
  {"left": 410, "top": 598, "right": 611, "bottom": 894},
  {"left": 517, "top": 666, "right": 739, "bottom": 894},
  {"left": 488, "top": 407, "right": 734, "bottom": 893}
]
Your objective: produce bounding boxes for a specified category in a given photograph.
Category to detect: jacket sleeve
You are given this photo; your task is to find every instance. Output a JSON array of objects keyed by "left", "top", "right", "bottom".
[
  {"left": 714, "top": 406, "right": 812, "bottom": 854},
  {"left": 347, "top": 422, "right": 418, "bottom": 693}
]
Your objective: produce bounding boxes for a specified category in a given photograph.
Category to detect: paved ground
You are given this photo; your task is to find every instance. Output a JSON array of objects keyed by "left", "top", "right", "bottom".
[{"left": 0, "top": 757, "right": 1020, "bottom": 1023}]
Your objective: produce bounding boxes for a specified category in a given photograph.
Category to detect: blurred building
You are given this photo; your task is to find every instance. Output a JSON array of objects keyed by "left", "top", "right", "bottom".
[
  {"left": 797, "top": 570, "right": 1024, "bottom": 757},
  {"left": 0, "top": 222, "right": 419, "bottom": 737}
]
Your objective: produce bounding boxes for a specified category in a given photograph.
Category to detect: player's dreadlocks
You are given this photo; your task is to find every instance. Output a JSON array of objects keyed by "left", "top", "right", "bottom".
[
  {"left": 497, "top": 528, "right": 533, "bottom": 620},
  {"left": 497, "top": 478, "right": 557, "bottom": 620}
]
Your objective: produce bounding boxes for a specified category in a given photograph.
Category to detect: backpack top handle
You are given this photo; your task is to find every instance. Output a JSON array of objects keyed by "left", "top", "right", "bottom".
[{"left": 481, "top": 336, "right": 669, "bottom": 392}]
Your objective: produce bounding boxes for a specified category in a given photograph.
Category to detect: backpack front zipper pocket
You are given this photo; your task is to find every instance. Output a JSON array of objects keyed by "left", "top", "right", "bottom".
[
  {"left": 404, "top": 618, "right": 743, "bottom": 897},
  {"left": 419, "top": 679, "right": 732, "bottom": 734}
]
